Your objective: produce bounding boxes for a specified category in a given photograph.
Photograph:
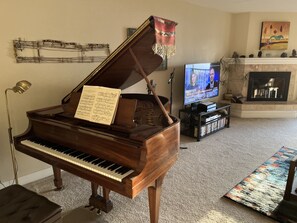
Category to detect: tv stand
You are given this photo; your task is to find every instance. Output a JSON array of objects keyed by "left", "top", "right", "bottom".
[{"left": 179, "top": 102, "right": 231, "bottom": 141}]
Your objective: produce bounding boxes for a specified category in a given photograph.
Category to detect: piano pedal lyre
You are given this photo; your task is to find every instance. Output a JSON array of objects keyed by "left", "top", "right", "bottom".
[
  {"left": 90, "top": 183, "right": 113, "bottom": 213},
  {"left": 88, "top": 194, "right": 113, "bottom": 213}
]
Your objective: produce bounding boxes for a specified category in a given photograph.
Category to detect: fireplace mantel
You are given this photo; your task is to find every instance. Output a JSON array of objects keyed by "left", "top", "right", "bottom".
[
  {"left": 226, "top": 58, "right": 297, "bottom": 118},
  {"left": 234, "top": 57, "right": 297, "bottom": 65}
]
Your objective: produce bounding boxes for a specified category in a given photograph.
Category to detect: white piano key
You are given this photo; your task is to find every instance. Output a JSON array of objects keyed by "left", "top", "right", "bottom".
[{"left": 21, "top": 139, "right": 134, "bottom": 182}]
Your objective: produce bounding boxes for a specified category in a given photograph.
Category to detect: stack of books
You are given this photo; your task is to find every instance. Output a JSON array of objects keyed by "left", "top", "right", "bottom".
[{"left": 199, "top": 117, "right": 227, "bottom": 137}]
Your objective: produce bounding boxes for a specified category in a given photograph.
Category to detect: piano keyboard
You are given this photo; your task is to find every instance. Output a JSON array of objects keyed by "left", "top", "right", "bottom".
[{"left": 21, "top": 138, "right": 134, "bottom": 182}]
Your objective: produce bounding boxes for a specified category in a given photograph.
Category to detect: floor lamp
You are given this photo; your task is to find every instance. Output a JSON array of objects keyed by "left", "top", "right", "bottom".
[
  {"left": 167, "top": 69, "right": 187, "bottom": 149},
  {"left": 5, "top": 80, "right": 32, "bottom": 184},
  {"left": 168, "top": 68, "right": 175, "bottom": 114}
]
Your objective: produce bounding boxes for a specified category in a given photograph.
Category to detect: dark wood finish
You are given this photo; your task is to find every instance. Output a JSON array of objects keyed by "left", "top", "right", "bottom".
[
  {"left": 14, "top": 16, "right": 179, "bottom": 223},
  {"left": 274, "top": 156, "right": 297, "bottom": 222},
  {"left": 284, "top": 156, "right": 297, "bottom": 202},
  {"left": 148, "top": 174, "right": 166, "bottom": 223},
  {"left": 128, "top": 48, "right": 173, "bottom": 125},
  {"left": 89, "top": 183, "right": 113, "bottom": 213},
  {"left": 52, "top": 166, "right": 63, "bottom": 190}
]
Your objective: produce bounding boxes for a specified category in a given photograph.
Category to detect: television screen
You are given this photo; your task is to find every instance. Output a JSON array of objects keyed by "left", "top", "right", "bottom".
[{"left": 184, "top": 62, "right": 220, "bottom": 105}]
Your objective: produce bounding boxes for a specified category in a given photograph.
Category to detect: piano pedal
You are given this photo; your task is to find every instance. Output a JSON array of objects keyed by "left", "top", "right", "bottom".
[
  {"left": 84, "top": 205, "right": 95, "bottom": 211},
  {"left": 84, "top": 205, "right": 102, "bottom": 215},
  {"left": 54, "top": 186, "right": 64, "bottom": 191}
]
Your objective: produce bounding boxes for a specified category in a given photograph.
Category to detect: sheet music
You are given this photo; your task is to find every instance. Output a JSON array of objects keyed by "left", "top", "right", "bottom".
[{"left": 75, "top": 85, "right": 121, "bottom": 125}]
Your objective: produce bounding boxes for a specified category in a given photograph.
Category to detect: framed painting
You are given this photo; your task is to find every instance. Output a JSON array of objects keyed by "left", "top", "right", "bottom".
[
  {"left": 126, "top": 28, "right": 167, "bottom": 70},
  {"left": 259, "top": 21, "right": 290, "bottom": 50}
]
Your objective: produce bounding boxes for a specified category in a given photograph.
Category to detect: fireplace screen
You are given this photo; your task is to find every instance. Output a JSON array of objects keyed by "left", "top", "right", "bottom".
[{"left": 247, "top": 72, "right": 291, "bottom": 101}]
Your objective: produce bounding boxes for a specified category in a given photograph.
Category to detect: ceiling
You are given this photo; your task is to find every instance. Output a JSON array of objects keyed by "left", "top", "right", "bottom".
[{"left": 182, "top": 0, "right": 297, "bottom": 13}]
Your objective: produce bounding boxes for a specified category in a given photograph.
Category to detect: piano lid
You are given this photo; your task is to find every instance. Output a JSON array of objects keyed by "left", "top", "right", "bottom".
[{"left": 62, "top": 16, "right": 177, "bottom": 104}]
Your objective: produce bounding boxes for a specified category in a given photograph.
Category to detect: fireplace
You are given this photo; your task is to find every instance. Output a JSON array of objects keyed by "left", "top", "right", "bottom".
[
  {"left": 225, "top": 58, "right": 297, "bottom": 118},
  {"left": 247, "top": 71, "right": 291, "bottom": 101}
]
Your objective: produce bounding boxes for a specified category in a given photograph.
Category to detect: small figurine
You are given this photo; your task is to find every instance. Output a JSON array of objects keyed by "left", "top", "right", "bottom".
[
  {"left": 249, "top": 54, "right": 254, "bottom": 58},
  {"left": 257, "top": 51, "right": 262, "bottom": 58},
  {"left": 232, "top": 51, "right": 239, "bottom": 58},
  {"left": 280, "top": 52, "right": 288, "bottom": 58},
  {"left": 291, "top": 49, "right": 296, "bottom": 57}
]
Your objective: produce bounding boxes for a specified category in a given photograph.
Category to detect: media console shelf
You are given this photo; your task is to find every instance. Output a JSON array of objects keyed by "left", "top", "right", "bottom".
[{"left": 179, "top": 103, "right": 231, "bottom": 141}]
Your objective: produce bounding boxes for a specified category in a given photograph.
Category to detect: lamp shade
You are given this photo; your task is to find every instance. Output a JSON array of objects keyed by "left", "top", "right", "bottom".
[{"left": 12, "top": 80, "right": 31, "bottom": 94}]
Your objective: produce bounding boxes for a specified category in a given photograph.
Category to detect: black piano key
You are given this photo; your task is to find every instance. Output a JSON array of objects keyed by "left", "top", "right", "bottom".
[
  {"left": 105, "top": 161, "right": 113, "bottom": 166},
  {"left": 99, "top": 161, "right": 114, "bottom": 168},
  {"left": 56, "top": 147, "right": 73, "bottom": 154},
  {"left": 83, "top": 155, "right": 98, "bottom": 162},
  {"left": 65, "top": 149, "right": 77, "bottom": 156},
  {"left": 37, "top": 141, "right": 46, "bottom": 146},
  {"left": 27, "top": 137, "right": 134, "bottom": 178},
  {"left": 42, "top": 141, "right": 56, "bottom": 148},
  {"left": 92, "top": 158, "right": 104, "bottom": 165},
  {"left": 31, "top": 138, "right": 44, "bottom": 145},
  {"left": 50, "top": 145, "right": 62, "bottom": 151},
  {"left": 76, "top": 153, "right": 89, "bottom": 160},
  {"left": 57, "top": 145, "right": 74, "bottom": 153},
  {"left": 115, "top": 166, "right": 125, "bottom": 174},
  {"left": 51, "top": 146, "right": 64, "bottom": 152},
  {"left": 97, "top": 160, "right": 108, "bottom": 167},
  {"left": 31, "top": 137, "right": 71, "bottom": 154},
  {"left": 69, "top": 151, "right": 84, "bottom": 157},
  {"left": 63, "top": 148, "right": 76, "bottom": 154},
  {"left": 108, "top": 164, "right": 121, "bottom": 171},
  {"left": 60, "top": 148, "right": 74, "bottom": 154},
  {"left": 115, "top": 166, "right": 131, "bottom": 175}
]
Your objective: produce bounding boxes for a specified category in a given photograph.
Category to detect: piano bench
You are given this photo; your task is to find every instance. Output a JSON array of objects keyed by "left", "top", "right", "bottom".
[{"left": 0, "top": 184, "right": 62, "bottom": 223}]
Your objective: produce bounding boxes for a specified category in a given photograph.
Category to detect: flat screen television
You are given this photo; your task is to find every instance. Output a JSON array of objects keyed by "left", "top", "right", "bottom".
[{"left": 184, "top": 62, "right": 220, "bottom": 105}]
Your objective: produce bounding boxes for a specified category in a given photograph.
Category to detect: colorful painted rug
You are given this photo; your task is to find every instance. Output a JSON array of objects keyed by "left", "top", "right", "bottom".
[{"left": 224, "top": 146, "right": 297, "bottom": 220}]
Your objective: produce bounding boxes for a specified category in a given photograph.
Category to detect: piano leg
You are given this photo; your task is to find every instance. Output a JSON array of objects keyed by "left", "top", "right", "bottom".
[
  {"left": 148, "top": 174, "right": 165, "bottom": 223},
  {"left": 89, "top": 182, "right": 113, "bottom": 213},
  {"left": 52, "top": 166, "right": 63, "bottom": 190}
]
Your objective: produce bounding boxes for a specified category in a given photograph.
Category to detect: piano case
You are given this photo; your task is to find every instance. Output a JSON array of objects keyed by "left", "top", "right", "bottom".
[{"left": 14, "top": 16, "right": 179, "bottom": 223}]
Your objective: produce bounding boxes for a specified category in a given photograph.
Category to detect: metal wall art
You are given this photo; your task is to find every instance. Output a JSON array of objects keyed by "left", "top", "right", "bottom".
[{"left": 13, "top": 39, "right": 110, "bottom": 63}]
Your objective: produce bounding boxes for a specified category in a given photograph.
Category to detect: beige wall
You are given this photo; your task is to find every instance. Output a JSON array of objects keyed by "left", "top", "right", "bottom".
[
  {"left": 230, "top": 12, "right": 297, "bottom": 58},
  {"left": 230, "top": 13, "right": 250, "bottom": 56},
  {"left": 0, "top": 0, "right": 231, "bottom": 182}
]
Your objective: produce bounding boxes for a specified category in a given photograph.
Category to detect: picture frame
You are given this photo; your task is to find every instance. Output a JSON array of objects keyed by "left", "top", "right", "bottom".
[
  {"left": 259, "top": 21, "right": 290, "bottom": 50},
  {"left": 127, "top": 28, "right": 137, "bottom": 38},
  {"left": 126, "top": 28, "right": 167, "bottom": 70}
]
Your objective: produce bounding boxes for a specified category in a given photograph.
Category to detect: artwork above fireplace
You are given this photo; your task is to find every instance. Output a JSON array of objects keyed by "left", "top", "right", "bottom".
[{"left": 247, "top": 71, "right": 291, "bottom": 101}]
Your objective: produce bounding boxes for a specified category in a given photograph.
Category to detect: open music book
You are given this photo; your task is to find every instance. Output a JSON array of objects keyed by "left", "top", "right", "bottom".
[{"left": 75, "top": 85, "right": 121, "bottom": 125}]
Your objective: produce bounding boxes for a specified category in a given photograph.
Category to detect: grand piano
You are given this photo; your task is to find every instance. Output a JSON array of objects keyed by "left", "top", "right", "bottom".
[{"left": 14, "top": 16, "right": 179, "bottom": 223}]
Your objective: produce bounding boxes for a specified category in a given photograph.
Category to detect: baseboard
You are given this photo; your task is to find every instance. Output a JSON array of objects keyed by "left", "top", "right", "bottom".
[
  {"left": 0, "top": 167, "right": 53, "bottom": 189},
  {"left": 231, "top": 110, "right": 297, "bottom": 118}
]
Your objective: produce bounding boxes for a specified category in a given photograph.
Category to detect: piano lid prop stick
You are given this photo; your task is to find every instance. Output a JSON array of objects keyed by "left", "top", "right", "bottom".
[{"left": 129, "top": 48, "right": 173, "bottom": 125}]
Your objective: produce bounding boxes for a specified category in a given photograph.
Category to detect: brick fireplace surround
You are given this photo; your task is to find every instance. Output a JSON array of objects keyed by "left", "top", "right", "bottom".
[{"left": 226, "top": 58, "right": 297, "bottom": 118}]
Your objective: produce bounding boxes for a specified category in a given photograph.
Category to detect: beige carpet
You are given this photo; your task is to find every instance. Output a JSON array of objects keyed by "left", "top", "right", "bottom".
[{"left": 25, "top": 117, "right": 297, "bottom": 223}]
